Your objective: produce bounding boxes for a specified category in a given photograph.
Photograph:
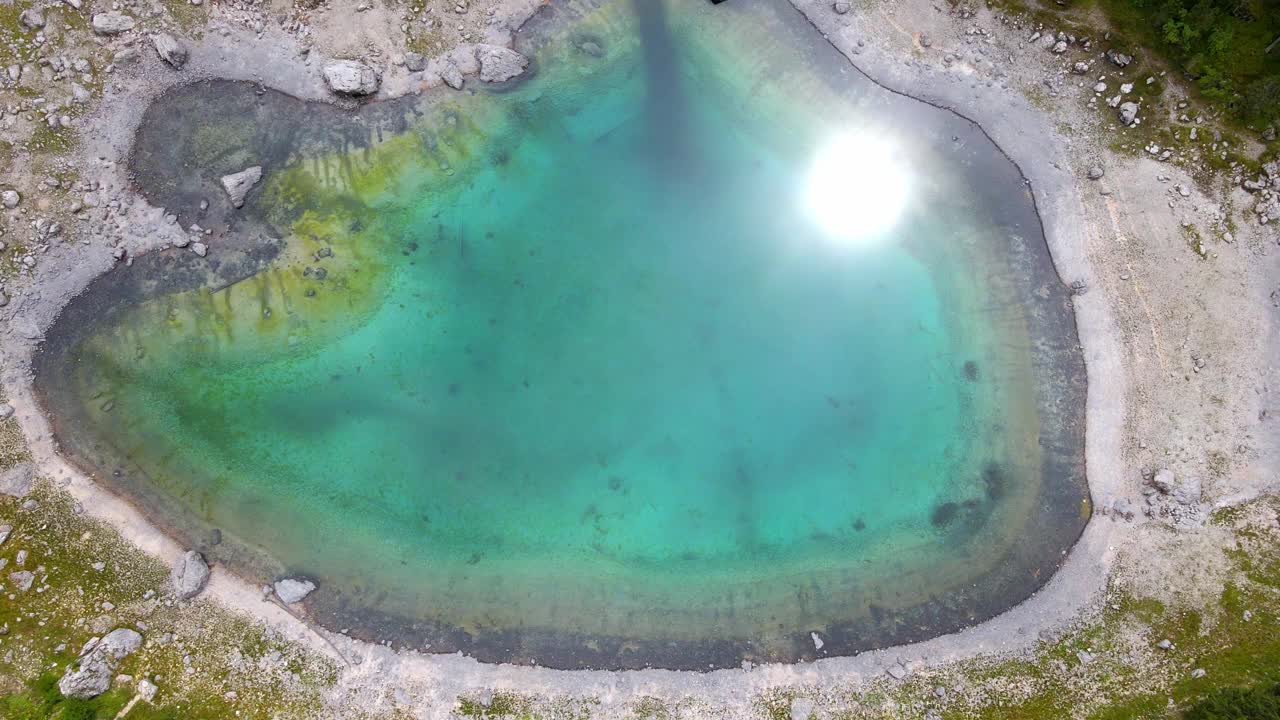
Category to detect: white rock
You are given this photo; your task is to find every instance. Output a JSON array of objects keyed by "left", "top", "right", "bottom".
[
  {"left": 92, "top": 12, "right": 136, "bottom": 36},
  {"left": 475, "top": 44, "right": 528, "bottom": 83},
  {"left": 1, "top": 190, "right": 20, "bottom": 208},
  {"left": 274, "top": 577, "right": 316, "bottom": 603},
  {"left": 323, "top": 60, "right": 380, "bottom": 95},
  {"left": 137, "top": 679, "right": 158, "bottom": 701}
]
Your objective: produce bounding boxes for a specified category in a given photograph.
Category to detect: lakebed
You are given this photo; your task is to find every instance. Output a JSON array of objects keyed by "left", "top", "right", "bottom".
[{"left": 0, "top": 0, "right": 1276, "bottom": 716}]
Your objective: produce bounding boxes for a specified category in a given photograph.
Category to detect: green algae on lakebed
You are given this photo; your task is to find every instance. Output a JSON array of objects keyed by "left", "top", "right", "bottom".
[{"left": 32, "top": 0, "right": 1088, "bottom": 669}]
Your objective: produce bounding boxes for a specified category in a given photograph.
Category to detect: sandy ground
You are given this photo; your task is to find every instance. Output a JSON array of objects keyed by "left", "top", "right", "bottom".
[{"left": 1, "top": 0, "right": 1278, "bottom": 717}]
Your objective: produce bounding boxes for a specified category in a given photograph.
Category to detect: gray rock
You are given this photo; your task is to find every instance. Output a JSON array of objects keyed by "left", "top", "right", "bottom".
[
  {"left": 1051, "top": 40, "right": 1068, "bottom": 54},
  {"left": 833, "top": 1, "right": 850, "bottom": 13},
  {"left": 92, "top": 12, "right": 136, "bottom": 36},
  {"left": 323, "top": 60, "right": 380, "bottom": 96},
  {"left": 1119, "top": 101, "right": 1139, "bottom": 125},
  {"left": 0, "top": 524, "right": 11, "bottom": 545},
  {"left": 1151, "top": 468, "right": 1177, "bottom": 494},
  {"left": 1076, "top": 650, "right": 1096, "bottom": 664},
  {"left": 1, "top": 190, "right": 20, "bottom": 208},
  {"left": 58, "top": 655, "right": 112, "bottom": 699},
  {"left": 191, "top": 242, "right": 208, "bottom": 258},
  {"left": 220, "top": 166, "right": 262, "bottom": 208},
  {"left": 1174, "top": 475, "right": 1202, "bottom": 506},
  {"left": 1156, "top": 638, "right": 1173, "bottom": 650},
  {"left": 1191, "top": 668, "right": 1206, "bottom": 678},
  {"left": 475, "top": 45, "right": 528, "bottom": 83},
  {"left": 170, "top": 550, "right": 210, "bottom": 599},
  {"left": 274, "top": 577, "right": 316, "bottom": 603},
  {"left": 0, "top": 462, "right": 34, "bottom": 497},
  {"left": 810, "top": 631, "right": 824, "bottom": 650},
  {"left": 440, "top": 60, "right": 464, "bottom": 90},
  {"left": 0, "top": 403, "right": 13, "bottom": 420},
  {"left": 1107, "top": 50, "right": 1133, "bottom": 67},
  {"left": 152, "top": 33, "right": 188, "bottom": 69},
  {"left": 1088, "top": 166, "right": 1105, "bottom": 180},
  {"left": 19, "top": 8, "right": 45, "bottom": 30},
  {"left": 405, "top": 52, "right": 427, "bottom": 72},
  {"left": 137, "top": 678, "right": 158, "bottom": 701},
  {"left": 790, "top": 697, "right": 816, "bottom": 720},
  {"left": 886, "top": 663, "right": 908, "bottom": 679},
  {"left": 8, "top": 570, "right": 34, "bottom": 592},
  {"left": 98, "top": 628, "right": 143, "bottom": 659}
]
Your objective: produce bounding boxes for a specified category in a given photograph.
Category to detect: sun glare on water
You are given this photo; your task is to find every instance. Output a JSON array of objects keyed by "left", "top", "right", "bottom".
[{"left": 803, "top": 133, "right": 911, "bottom": 244}]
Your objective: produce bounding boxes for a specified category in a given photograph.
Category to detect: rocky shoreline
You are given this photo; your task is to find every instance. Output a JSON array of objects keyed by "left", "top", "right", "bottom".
[{"left": 1, "top": 0, "right": 1277, "bottom": 717}]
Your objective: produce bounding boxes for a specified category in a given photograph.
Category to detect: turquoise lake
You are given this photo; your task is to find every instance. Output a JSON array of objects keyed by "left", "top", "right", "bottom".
[{"left": 35, "top": 0, "right": 1089, "bottom": 668}]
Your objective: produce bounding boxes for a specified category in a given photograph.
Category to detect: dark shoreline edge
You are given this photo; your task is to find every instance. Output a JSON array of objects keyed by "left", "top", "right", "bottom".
[{"left": 30, "top": 0, "right": 1090, "bottom": 672}]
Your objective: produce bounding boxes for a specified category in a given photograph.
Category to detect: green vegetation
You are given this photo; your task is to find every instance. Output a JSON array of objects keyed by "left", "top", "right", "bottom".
[
  {"left": 1185, "top": 682, "right": 1280, "bottom": 720},
  {"left": 1093, "top": 0, "right": 1280, "bottom": 128}
]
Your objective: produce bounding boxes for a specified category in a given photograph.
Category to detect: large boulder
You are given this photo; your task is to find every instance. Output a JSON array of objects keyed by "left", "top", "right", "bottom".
[
  {"left": 152, "top": 33, "right": 189, "bottom": 69},
  {"left": 92, "top": 12, "right": 136, "bottom": 36},
  {"left": 220, "top": 166, "right": 262, "bottom": 208},
  {"left": 323, "top": 60, "right": 380, "bottom": 96},
  {"left": 170, "top": 550, "right": 210, "bottom": 599},
  {"left": 58, "top": 628, "right": 143, "bottom": 700},
  {"left": 58, "top": 655, "right": 112, "bottom": 699},
  {"left": 274, "top": 577, "right": 316, "bottom": 604},
  {"left": 475, "top": 45, "right": 528, "bottom": 83}
]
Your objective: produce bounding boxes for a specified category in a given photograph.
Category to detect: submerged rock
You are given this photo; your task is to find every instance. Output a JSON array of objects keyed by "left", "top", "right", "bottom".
[
  {"left": 274, "top": 577, "right": 316, "bottom": 603},
  {"left": 323, "top": 60, "right": 380, "bottom": 96},
  {"left": 170, "top": 550, "right": 210, "bottom": 599},
  {"left": 152, "top": 33, "right": 189, "bottom": 69},
  {"left": 92, "top": 12, "right": 136, "bottom": 36},
  {"left": 475, "top": 45, "right": 528, "bottom": 83},
  {"left": 220, "top": 166, "right": 262, "bottom": 208}
]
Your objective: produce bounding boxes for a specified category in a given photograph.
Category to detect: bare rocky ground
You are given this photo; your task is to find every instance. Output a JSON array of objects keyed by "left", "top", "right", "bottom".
[{"left": 0, "top": 0, "right": 1278, "bottom": 718}]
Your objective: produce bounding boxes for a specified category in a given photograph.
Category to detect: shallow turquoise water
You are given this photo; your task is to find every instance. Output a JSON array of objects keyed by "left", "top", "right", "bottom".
[{"left": 37, "top": 0, "right": 1089, "bottom": 669}]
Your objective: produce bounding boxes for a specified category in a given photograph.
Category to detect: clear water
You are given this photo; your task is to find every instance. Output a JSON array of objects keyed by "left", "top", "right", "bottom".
[{"left": 37, "top": 0, "right": 1088, "bottom": 668}]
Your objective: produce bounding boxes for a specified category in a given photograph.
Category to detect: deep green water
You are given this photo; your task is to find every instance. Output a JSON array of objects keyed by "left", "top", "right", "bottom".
[{"left": 36, "top": 0, "right": 1089, "bottom": 668}]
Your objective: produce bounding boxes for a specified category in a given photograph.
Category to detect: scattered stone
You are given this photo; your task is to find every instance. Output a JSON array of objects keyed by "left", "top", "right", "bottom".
[
  {"left": 405, "top": 52, "right": 427, "bottom": 72},
  {"left": 790, "top": 697, "right": 816, "bottom": 720},
  {"left": 1156, "top": 639, "right": 1173, "bottom": 650},
  {"left": 1191, "top": 668, "right": 1206, "bottom": 679},
  {"left": 475, "top": 45, "right": 529, "bottom": 83},
  {"left": 1093, "top": 82, "right": 1107, "bottom": 93},
  {"left": 137, "top": 679, "right": 159, "bottom": 701},
  {"left": 1120, "top": 82, "right": 1134, "bottom": 94},
  {"left": 1088, "top": 166, "right": 1105, "bottom": 180},
  {"left": 0, "top": 524, "right": 10, "bottom": 545},
  {"left": 0, "top": 403, "right": 13, "bottom": 420},
  {"left": 1, "top": 190, "right": 20, "bottom": 209},
  {"left": 220, "top": 166, "right": 262, "bottom": 208},
  {"left": 886, "top": 663, "right": 908, "bottom": 679},
  {"left": 1051, "top": 40, "right": 1068, "bottom": 54},
  {"left": 1111, "top": 498, "right": 1135, "bottom": 521},
  {"left": 0, "top": 463, "right": 35, "bottom": 497},
  {"left": 170, "top": 550, "right": 210, "bottom": 599},
  {"left": 833, "top": 1, "right": 850, "bottom": 13},
  {"left": 8, "top": 570, "right": 35, "bottom": 592},
  {"left": 274, "top": 577, "right": 316, "bottom": 603},
  {"left": 191, "top": 242, "right": 208, "bottom": 257},
  {"left": 152, "top": 33, "right": 189, "bottom": 69},
  {"left": 1076, "top": 650, "right": 1096, "bottom": 664},
  {"left": 92, "top": 12, "right": 136, "bottom": 36},
  {"left": 323, "top": 60, "right": 381, "bottom": 96}
]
